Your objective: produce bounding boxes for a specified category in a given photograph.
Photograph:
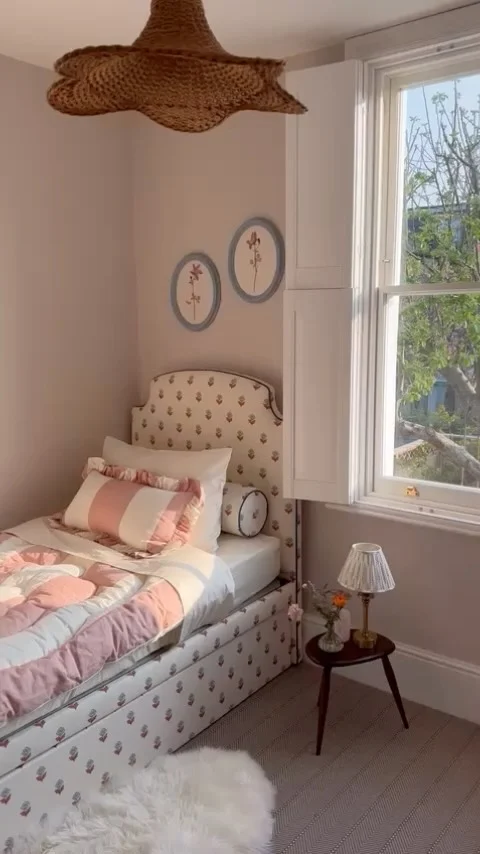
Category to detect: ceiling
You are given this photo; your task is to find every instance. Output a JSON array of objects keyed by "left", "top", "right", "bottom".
[{"left": 0, "top": 0, "right": 477, "bottom": 70}]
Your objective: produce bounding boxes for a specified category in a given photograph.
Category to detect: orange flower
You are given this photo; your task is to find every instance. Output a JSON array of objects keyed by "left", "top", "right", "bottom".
[{"left": 332, "top": 592, "right": 347, "bottom": 609}]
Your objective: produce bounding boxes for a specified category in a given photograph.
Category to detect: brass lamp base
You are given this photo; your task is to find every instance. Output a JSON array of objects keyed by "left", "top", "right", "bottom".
[
  {"left": 352, "top": 592, "right": 377, "bottom": 649},
  {"left": 353, "top": 628, "right": 377, "bottom": 649}
]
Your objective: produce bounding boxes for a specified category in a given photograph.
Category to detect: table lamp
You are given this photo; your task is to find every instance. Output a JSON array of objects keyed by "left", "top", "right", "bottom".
[{"left": 337, "top": 543, "right": 395, "bottom": 649}]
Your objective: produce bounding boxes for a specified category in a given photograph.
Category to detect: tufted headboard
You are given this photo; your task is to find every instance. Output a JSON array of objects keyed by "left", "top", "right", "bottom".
[{"left": 132, "top": 370, "right": 301, "bottom": 586}]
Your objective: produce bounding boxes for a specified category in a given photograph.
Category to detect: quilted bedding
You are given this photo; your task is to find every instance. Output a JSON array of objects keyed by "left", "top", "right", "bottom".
[{"left": 0, "top": 518, "right": 234, "bottom": 728}]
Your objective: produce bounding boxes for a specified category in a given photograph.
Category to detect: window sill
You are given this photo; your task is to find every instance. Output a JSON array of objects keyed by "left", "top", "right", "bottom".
[{"left": 326, "top": 496, "right": 480, "bottom": 537}]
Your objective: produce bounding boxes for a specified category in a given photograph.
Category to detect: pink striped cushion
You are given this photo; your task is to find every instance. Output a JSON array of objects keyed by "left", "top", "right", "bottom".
[{"left": 63, "top": 458, "right": 204, "bottom": 555}]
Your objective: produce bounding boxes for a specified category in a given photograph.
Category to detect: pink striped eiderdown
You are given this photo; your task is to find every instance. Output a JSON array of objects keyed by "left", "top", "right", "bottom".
[
  {"left": 0, "top": 463, "right": 238, "bottom": 727},
  {"left": 0, "top": 525, "right": 187, "bottom": 726}
]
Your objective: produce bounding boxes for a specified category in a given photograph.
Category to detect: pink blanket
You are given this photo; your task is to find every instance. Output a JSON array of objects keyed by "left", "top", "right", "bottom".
[{"left": 0, "top": 526, "right": 184, "bottom": 727}]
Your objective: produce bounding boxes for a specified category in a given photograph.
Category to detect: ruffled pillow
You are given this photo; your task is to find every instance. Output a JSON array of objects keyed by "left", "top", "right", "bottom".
[
  {"left": 102, "top": 437, "right": 232, "bottom": 554},
  {"left": 63, "top": 458, "right": 204, "bottom": 555}
]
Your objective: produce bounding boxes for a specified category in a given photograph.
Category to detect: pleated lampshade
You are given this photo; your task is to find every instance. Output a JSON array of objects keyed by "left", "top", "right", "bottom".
[
  {"left": 47, "top": 0, "right": 307, "bottom": 133},
  {"left": 338, "top": 543, "right": 395, "bottom": 594}
]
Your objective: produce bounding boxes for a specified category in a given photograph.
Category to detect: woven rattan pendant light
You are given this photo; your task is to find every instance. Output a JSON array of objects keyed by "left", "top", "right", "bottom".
[{"left": 47, "top": 0, "right": 307, "bottom": 133}]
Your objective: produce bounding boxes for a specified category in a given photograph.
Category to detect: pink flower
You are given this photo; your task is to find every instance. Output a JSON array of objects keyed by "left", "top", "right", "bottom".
[
  {"left": 190, "top": 263, "right": 203, "bottom": 282},
  {"left": 288, "top": 603, "right": 304, "bottom": 623}
]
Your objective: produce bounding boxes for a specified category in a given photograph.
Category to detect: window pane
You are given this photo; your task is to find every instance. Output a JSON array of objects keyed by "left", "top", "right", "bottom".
[
  {"left": 399, "top": 73, "right": 480, "bottom": 285},
  {"left": 387, "top": 293, "right": 480, "bottom": 487}
]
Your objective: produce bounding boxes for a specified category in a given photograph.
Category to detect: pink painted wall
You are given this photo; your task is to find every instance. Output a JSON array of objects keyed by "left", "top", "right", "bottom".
[
  {"left": 132, "top": 103, "right": 480, "bottom": 666},
  {"left": 0, "top": 55, "right": 137, "bottom": 526},
  {"left": 133, "top": 111, "right": 285, "bottom": 403},
  {"left": 304, "top": 504, "right": 479, "bottom": 664}
]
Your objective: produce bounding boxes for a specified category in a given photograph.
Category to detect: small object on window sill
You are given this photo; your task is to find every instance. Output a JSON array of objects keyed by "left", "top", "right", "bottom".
[{"left": 405, "top": 486, "right": 420, "bottom": 497}]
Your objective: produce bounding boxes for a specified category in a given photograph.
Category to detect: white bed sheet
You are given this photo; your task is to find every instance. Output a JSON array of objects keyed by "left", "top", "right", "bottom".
[{"left": 216, "top": 533, "right": 281, "bottom": 607}]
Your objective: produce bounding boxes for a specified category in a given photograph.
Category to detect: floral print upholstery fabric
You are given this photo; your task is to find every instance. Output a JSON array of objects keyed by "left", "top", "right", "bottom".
[
  {"left": 132, "top": 371, "right": 299, "bottom": 582},
  {"left": 0, "top": 584, "right": 294, "bottom": 851}
]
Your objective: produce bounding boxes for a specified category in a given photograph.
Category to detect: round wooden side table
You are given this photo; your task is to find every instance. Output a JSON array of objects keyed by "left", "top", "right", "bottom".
[{"left": 305, "top": 631, "right": 409, "bottom": 755}]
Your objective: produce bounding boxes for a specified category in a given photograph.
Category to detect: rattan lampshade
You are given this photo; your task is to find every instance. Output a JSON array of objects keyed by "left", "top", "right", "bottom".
[{"left": 47, "top": 0, "right": 307, "bottom": 133}]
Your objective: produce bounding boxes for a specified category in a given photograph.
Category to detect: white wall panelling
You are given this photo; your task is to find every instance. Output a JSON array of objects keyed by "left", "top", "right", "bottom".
[
  {"left": 283, "top": 289, "right": 354, "bottom": 503},
  {"left": 285, "top": 60, "right": 363, "bottom": 290},
  {"left": 283, "top": 60, "right": 364, "bottom": 503}
]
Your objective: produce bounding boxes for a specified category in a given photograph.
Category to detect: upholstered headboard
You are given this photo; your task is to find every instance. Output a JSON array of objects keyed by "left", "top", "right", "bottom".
[{"left": 132, "top": 370, "right": 301, "bottom": 585}]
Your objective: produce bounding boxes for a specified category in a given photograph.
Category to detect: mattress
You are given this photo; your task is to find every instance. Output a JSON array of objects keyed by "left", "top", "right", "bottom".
[
  {"left": 1, "top": 535, "right": 282, "bottom": 740},
  {"left": 216, "top": 533, "right": 281, "bottom": 607}
]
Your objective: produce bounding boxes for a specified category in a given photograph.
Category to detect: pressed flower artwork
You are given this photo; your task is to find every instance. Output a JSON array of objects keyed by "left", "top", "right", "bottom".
[
  {"left": 229, "top": 217, "right": 285, "bottom": 303},
  {"left": 170, "top": 253, "right": 220, "bottom": 331},
  {"left": 186, "top": 262, "right": 203, "bottom": 321},
  {"left": 246, "top": 230, "right": 262, "bottom": 292}
]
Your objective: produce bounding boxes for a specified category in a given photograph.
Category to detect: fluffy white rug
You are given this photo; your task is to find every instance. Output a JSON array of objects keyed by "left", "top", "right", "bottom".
[{"left": 19, "top": 748, "right": 275, "bottom": 854}]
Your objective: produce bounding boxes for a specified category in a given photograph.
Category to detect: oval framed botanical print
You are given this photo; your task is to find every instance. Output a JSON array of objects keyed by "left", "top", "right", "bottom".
[
  {"left": 228, "top": 217, "right": 285, "bottom": 303},
  {"left": 170, "top": 252, "right": 221, "bottom": 331}
]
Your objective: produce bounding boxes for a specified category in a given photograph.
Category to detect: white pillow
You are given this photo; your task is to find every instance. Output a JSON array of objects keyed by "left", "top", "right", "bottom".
[{"left": 102, "top": 437, "right": 232, "bottom": 554}]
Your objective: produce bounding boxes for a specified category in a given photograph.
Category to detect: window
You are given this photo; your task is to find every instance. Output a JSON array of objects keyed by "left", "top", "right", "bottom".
[
  {"left": 283, "top": 43, "right": 480, "bottom": 529},
  {"left": 363, "top": 46, "right": 480, "bottom": 526}
]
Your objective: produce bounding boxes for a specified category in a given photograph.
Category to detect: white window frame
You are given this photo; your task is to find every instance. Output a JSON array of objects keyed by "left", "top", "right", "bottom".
[{"left": 352, "top": 36, "right": 480, "bottom": 534}]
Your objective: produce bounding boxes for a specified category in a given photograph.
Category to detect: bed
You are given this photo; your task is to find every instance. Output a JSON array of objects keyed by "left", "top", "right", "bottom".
[{"left": 0, "top": 370, "right": 301, "bottom": 851}]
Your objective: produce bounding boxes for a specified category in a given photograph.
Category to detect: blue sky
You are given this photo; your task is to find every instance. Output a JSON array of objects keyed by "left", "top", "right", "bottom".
[
  {"left": 406, "top": 72, "right": 480, "bottom": 136},
  {"left": 407, "top": 74, "right": 480, "bottom": 119},
  {"left": 403, "top": 72, "right": 480, "bottom": 207}
]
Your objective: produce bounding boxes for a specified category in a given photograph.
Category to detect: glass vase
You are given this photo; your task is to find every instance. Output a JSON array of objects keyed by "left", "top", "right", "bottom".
[{"left": 318, "top": 620, "right": 344, "bottom": 653}]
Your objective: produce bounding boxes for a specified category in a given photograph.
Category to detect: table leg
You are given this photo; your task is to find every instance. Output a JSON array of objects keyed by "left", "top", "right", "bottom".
[
  {"left": 316, "top": 666, "right": 331, "bottom": 755},
  {"left": 382, "top": 655, "right": 409, "bottom": 729}
]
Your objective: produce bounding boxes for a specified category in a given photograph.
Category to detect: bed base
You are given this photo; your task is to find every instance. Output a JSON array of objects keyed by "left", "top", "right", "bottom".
[{"left": 1, "top": 583, "right": 295, "bottom": 852}]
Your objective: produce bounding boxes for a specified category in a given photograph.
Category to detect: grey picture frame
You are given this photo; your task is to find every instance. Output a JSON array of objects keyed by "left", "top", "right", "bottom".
[
  {"left": 170, "top": 252, "right": 221, "bottom": 332},
  {"left": 228, "top": 217, "right": 285, "bottom": 304}
]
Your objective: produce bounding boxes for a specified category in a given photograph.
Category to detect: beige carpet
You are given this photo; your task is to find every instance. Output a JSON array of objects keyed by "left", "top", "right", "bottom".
[{"left": 189, "top": 663, "right": 480, "bottom": 854}]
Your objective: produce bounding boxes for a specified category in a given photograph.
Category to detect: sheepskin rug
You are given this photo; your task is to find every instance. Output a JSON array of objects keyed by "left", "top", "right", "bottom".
[{"left": 19, "top": 748, "right": 275, "bottom": 854}]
